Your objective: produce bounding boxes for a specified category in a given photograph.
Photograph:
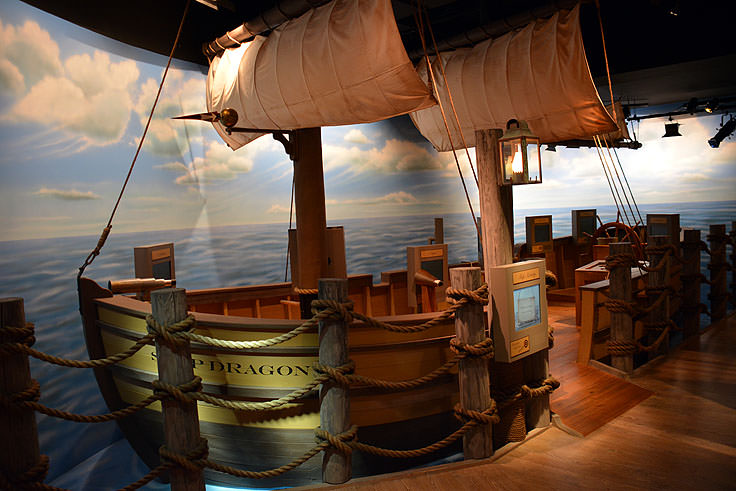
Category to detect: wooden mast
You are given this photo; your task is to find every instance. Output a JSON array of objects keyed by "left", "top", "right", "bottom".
[
  {"left": 292, "top": 127, "right": 328, "bottom": 290},
  {"left": 476, "top": 129, "right": 513, "bottom": 268},
  {"left": 475, "top": 128, "right": 550, "bottom": 429}
]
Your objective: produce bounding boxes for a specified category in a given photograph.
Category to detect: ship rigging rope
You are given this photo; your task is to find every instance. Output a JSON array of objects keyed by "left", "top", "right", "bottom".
[
  {"left": 610, "top": 143, "right": 644, "bottom": 224},
  {"left": 413, "top": 0, "right": 482, "bottom": 244},
  {"left": 593, "top": 135, "right": 626, "bottom": 225},
  {"left": 595, "top": 0, "right": 616, "bottom": 125},
  {"left": 77, "top": 0, "right": 192, "bottom": 280},
  {"left": 421, "top": 5, "right": 479, "bottom": 189},
  {"left": 600, "top": 136, "right": 639, "bottom": 226},
  {"left": 284, "top": 170, "right": 295, "bottom": 282}
]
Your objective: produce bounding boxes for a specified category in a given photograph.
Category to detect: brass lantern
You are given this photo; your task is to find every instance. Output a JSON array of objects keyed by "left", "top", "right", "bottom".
[{"left": 499, "top": 119, "right": 542, "bottom": 185}]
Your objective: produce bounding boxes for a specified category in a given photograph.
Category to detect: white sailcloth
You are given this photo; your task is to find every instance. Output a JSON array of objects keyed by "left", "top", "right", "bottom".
[
  {"left": 206, "top": 0, "right": 435, "bottom": 150},
  {"left": 410, "top": 5, "right": 617, "bottom": 150}
]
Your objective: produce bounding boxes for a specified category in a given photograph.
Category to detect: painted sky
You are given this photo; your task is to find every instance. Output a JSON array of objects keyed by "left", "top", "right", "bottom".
[{"left": 0, "top": 0, "right": 734, "bottom": 241}]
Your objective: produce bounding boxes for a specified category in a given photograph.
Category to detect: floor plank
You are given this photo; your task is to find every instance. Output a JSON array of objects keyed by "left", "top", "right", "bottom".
[{"left": 296, "top": 312, "right": 736, "bottom": 490}]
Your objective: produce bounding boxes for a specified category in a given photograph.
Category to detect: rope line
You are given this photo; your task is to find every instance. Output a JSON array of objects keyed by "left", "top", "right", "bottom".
[
  {"left": 413, "top": 1, "right": 482, "bottom": 244},
  {"left": 0, "top": 379, "right": 169, "bottom": 423},
  {"left": 77, "top": 0, "right": 192, "bottom": 279}
]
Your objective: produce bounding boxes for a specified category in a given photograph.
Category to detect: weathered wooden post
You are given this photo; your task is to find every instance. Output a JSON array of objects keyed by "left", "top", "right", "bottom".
[
  {"left": 451, "top": 267, "right": 492, "bottom": 459},
  {"left": 0, "top": 298, "right": 42, "bottom": 488},
  {"left": 608, "top": 242, "right": 635, "bottom": 373},
  {"left": 150, "top": 288, "right": 204, "bottom": 491},
  {"left": 730, "top": 221, "right": 736, "bottom": 309},
  {"left": 708, "top": 224, "right": 728, "bottom": 322},
  {"left": 681, "top": 229, "right": 702, "bottom": 337},
  {"left": 646, "top": 236, "right": 669, "bottom": 359},
  {"left": 318, "top": 278, "right": 351, "bottom": 484}
]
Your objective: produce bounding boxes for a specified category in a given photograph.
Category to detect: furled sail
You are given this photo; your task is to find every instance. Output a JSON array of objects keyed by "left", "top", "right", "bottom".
[
  {"left": 410, "top": 5, "right": 617, "bottom": 151},
  {"left": 206, "top": 0, "right": 435, "bottom": 149}
]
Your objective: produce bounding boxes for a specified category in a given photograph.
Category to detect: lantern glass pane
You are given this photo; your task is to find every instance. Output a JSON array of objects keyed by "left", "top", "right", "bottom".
[
  {"left": 501, "top": 137, "right": 522, "bottom": 183},
  {"left": 526, "top": 138, "right": 541, "bottom": 182}
]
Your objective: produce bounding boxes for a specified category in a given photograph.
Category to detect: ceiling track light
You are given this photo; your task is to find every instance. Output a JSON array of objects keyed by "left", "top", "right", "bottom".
[{"left": 705, "top": 98, "right": 720, "bottom": 113}]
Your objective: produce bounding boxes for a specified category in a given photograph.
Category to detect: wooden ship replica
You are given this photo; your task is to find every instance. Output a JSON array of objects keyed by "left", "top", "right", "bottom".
[{"left": 68, "top": 0, "right": 649, "bottom": 487}]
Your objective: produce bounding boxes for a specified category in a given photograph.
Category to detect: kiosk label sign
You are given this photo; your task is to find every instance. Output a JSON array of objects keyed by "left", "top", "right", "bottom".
[
  {"left": 512, "top": 268, "right": 540, "bottom": 285},
  {"left": 510, "top": 336, "right": 530, "bottom": 357}
]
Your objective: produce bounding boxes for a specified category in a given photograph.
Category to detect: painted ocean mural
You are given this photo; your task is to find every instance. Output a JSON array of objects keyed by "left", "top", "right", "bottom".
[{"left": 0, "top": 201, "right": 733, "bottom": 489}]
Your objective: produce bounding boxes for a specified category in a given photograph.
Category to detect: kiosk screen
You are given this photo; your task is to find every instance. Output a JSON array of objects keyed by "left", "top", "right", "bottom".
[
  {"left": 514, "top": 284, "right": 541, "bottom": 331},
  {"left": 534, "top": 223, "right": 551, "bottom": 243}
]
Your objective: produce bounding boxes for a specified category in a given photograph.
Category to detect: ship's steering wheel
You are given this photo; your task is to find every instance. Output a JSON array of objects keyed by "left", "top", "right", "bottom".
[{"left": 592, "top": 221, "right": 645, "bottom": 260}]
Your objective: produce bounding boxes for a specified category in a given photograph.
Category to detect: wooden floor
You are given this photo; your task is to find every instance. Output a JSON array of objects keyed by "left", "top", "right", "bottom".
[
  {"left": 298, "top": 307, "right": 736, "bottom": 490},
  {"left": 547, "top": 301, "right": 653, "bottom": 436}
]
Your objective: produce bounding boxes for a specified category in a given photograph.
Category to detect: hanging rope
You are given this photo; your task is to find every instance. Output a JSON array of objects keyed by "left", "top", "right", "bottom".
[
  {"left": 77, "top": 0, "right": 192, "bottom": 279},
  {"left": 413, "top": 1, "right": 482, "bottom": 243},
  {"left": 284, "top": 170, "right": 295, "bottom": 282},
  {"left": 595, "top": 0, "right": 616, "bottom": 124},
  {"left": 421, "top": 7, "right": 479, "bottom": 190},
  {"left": 593, "top": 135, "right": 625, "bottom": 224},
  {"left": 600, "top": 135, "right": 638, "bottom": 226},
  {"left": 610, "top": 143, "right": 644, "bottom": 225}
]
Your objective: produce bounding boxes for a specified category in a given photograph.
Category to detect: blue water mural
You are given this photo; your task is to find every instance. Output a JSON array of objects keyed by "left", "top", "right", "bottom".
[{"left": 0, "top": 201, "right": 734, "bottom": 489}]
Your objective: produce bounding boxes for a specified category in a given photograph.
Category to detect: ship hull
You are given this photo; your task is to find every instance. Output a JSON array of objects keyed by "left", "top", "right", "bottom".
[{"left": 78, "top": 277, "right": 460, "bottom": 486}]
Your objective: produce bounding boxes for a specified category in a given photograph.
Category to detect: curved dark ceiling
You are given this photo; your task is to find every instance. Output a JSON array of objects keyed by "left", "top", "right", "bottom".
[{"left": 19, "top": 0, "right": 736, "bottom": 111}]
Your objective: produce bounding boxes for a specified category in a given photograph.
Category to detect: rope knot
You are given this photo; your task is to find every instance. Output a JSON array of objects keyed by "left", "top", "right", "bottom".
[
  {"left": 314, "top": 425, "right": 358, "bottom": 456},
  {"left": 453, "top": 401, "right": 500, "bottom": 425},
  {"left": 0, "top": 454, "right": 50, "bottom": 488},
  {"left": 604, "top": 299, "right": 638, "bottom": 317},
  {"left": 152, "top": 376, "right": 202, "bottom": 404},
  {"left": 0, "top": 322, "right": 36, "bottom": 358},
  {"left": 310, "top": 299, "right": 354, "bottom": 324},
  {"left": 446, "top": 284, "right": 489, "bottom": 305},
  {"left": 607, "top": 339, "right": 638, "bottom": 354},
  {"left": 605, "top": 253, "right": 638, "bottom": 270},
  {"left": 312, "top": 360, "right": 355, "bottom": 388},
  {"left": 159, "top": 438, "right": 209, "bottom": 473},
  {"left": 145, "top": 314, "right": 196, "bottom": 348},
  {"left": 449, "top": 337, "right": 494, "bottom": 359}
]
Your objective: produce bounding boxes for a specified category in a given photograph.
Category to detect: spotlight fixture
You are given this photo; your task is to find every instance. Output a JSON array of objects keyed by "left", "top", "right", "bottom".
[
  {"left": 662, "top": 117, "right": 682, "bottom": 138},
  {"left": 708, "top": 117, "right": 736, "bottom": 148},
  {"left": 705, "top": 99, "right": 720, "bottom": 113}
]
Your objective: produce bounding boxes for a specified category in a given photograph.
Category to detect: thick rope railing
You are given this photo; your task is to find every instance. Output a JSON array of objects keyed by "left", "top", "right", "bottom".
[
  {"left": 348, "top": 402, "right": 499, "bottom": 459},
  {"left": 2, "top": 279, "right": 557, "bottom": 488},
  {"left": 0, "top": 454, "right": 51, "bottom": 490},
  {"left": 337, "top": 284, "right": 488, "bottom": 334},
  {"left": 492, "top": 378, "right": 561, "bottom": 409}
]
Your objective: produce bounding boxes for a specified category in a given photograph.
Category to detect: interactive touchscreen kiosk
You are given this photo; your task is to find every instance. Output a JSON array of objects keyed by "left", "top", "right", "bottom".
[
  {"left": 572, "top": 209, "right": 597, "bottom": 242},
  {"left": 525, "top": 215, "right": 553, "bottom": 254},
  {"left": 489, "top": 259, "right": 549, "bottom": 362},
  {"left": 407, "top": 244, "right": 448, "bottom": 312},
  {"left": 134, "top": 242, "right": 175, "bottom": 280},
  {"left": 646, "top": 214, "right": 680, "bottom": 248}
]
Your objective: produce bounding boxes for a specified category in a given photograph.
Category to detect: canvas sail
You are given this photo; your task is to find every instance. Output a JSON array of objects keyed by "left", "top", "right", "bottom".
[
  {"left": 206, "top": 0, "right": 435, "bottom": 149},
  {"left": 410, "top": 5, "right": 617, "bottom": 151}
]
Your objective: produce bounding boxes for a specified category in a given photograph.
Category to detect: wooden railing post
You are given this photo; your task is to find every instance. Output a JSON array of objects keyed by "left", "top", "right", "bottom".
[
  {"left": 708, "top": 225, "right": 728, "bottom": 322},
  {"left": 608, "top": 242, "right": 634, "bottom": 373},
  {"left": 0, "top": 298, "right": 42, "bottom": 488},
  {"left": 150, "top": 288, "right": 204, "bottom": 491},
  {"left": 318, "top": 278, "right": 351, "bottom": 484},
  {"left": 730, "top": 221, "right": 735, "bottom": 310},
  {"left": 646, "top": 236, "right": 669, "bottom": 359},
  {"left": 681, "top": 229, "right": 702, "bottom": 337},
  {"left": 450, "top": 267, "right": 492, "bottom": 459}
]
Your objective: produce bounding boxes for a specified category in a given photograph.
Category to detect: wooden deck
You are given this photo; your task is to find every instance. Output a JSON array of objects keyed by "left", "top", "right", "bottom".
[{"left": 298, "top": 305, "right": 736, "bottom": 490}]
